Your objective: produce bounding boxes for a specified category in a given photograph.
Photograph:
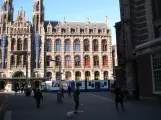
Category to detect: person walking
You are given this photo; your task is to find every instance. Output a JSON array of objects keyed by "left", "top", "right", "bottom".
[
  {"left": 61, "top": 87, "right": 65, "bottom": 98},
  {"left": 73, "top": 86, "right": 80, "bottom": 113},
  {"left": 115, "top": 85, "right": 125, "bottom": 111},
  {"left": 34, "top": 89, "right": 43, "bottom": 108},
  {"left": 68, "top": 86, "right": 72, "bottom": 98}
]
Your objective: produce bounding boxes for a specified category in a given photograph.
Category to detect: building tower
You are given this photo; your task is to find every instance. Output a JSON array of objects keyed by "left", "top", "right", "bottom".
[
  {"left": 32, "top": 0, "right": 44, "bottom": 33},
  {"left": 0, "top": 0, "right": 14, "bottom": 32}
]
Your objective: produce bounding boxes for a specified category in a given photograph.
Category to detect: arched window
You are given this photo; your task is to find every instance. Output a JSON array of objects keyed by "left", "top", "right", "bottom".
[
  {"left": 93, "top": 56, "right": 99, "bottom": 66},
  {"left": 11, "top": 55, "right": 15, "bottom": 65},
  {"left": 11, "top": 39, "right": 16, "bottom": 50},
  {"left": 93, "top": 39, "right": 98, "bottom": 51},
  {"left": 65, "top": 71, "right": 72, "bottom": 80},
  {"left": 17, "top": 55, "right": 22, "bottom": 65},
  {"left": 74, "top": 39, "right": 80, "bottom": 52},
  {"left": 103, "top": 56, "right": 108, "bottom": 66},
  {"left": 23, "top": 39, "right": 27, "bottom": 50},
  {"left": 17, "top": 39, "right": 22, "bottom": 50},
  {"left": 55, "top": 39, "right": 61, "bottom": 52},
  {"left": 47, "top": 72, "right": 52, "bottom": 81},
  {"left": 55, "top": 56, "right": 61, "bottom": 66},
  {"left": 104, "top": 71, "right": 109, "bottom": 80},
  {"left": 103, "top": 28, "right": 106, "bottom": 33},
  {"left": 65, "top": 56, "right": 71, "bottom": 66},
  {"left": 84, "top": 55, "right": 90, "bottom": 66},
  {"left": 65, "top": 39, "right": 70, "bottom": 52},
  {"left": 46, "top": 56, "right": 52, "bottom": 66},
  {"left": 85, "top": 71, "right": 90, "bottom": 80},
  {"left": 94, "top": 71, "right": 100, "bottom": 80},
  {"left": 75, "top": 71, "right": 81, "bottom": 80},
  {"left": 84, "top": 39, "right": 89, "bottom": 51},
  {"left": 74, "top": 56, "right": 80, "bottom": 66},
  {"left": 46, "top": 39, "right": 52, "bottom": 52},
  {"left": 102, "top": 40, "right": 107, "bottom": 51}
]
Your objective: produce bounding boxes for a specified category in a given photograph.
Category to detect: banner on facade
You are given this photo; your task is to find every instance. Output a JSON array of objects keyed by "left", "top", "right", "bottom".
[
  {"left": 1, "top": 35, "right": 6, "bottom": 69},
  {"left": 34, "top": 34, "right": 40, "bottom": 68}
]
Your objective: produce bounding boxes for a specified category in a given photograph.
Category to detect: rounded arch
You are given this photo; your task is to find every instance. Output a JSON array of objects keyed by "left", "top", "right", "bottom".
[
  {"left": 103, "top": 55, "right": 108, "bottom": 66},
  {"left": 55, "top": 39, "right": 61, "bottom": 51},
  {"left": 93, "top": 55, "right": 99, "bottom": 66},
  {"left": 65, "top": 71, "right": 72, "bottom": 80},
  {"left": 46, "top": 39, "right": 52, "bottom": 51},
  {"left": 12, "top": 71, "right": 25, "bottom": 78},
  {"left": 83, "top": 39, "right": 90, "bottom": 51},
  {"left": 75, "top": 71, "right": 81, "bottom": 80},
  {"left": 47, "top": 71, "right": 52, "bottom": 81},
  {"left": 104, "top": 71, "right": 109, "bottom": 80},
  {"left": 74, "top": 55, "right": 81, "bottom": 66},
  {"left": 65, "top": 55, "right": 71, "bottom": 66},
  {"left": 94, "top": 71, "right": 100, "bottom": 80},
  {"left": 64, "top": 39, "right": 71, "bottom": 52},
  {"left": 84, "top": 55, "right": 90, "bottom": 66},
  {"left": 55, "top": 55, "right": 61, "bottom": 66},
  {"left": 11, "top": 38, "right": 16, "bottom": 50},
  {"left": 17, "top": 38, "right": 22, "bottom": 50},
  {"left": 85, "top": 71, "right": 90, "bottom": 80},
  {"left": 93, "top": 39, "right": 98, "bottom": 51},
  {"left": 74, "top": 39, "right": 80, "bottom": 51},
  {"left": 102, "top": 39, "right": 107, "bottom": 51}
]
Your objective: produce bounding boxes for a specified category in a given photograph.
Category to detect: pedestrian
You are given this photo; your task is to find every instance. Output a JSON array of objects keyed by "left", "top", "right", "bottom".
[
  {"left": 68, "top": 86, "right": 72, "bottom": 98},
  {"left": 114, "top": 85, "right": 125, "bottom": 111},
  {"left": 34, "top": 89, "right": 43, "bottom": 108},
  {"left": 61, "top": 86, "right": 65, "bottom": 98},
  {"left": 73, "top": 86, "right": 80, "bottom": 113}
]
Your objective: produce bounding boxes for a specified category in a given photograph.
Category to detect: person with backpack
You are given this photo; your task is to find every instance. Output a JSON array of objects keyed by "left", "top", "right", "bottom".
[{"left": 73, "top": 86, "right": 80, "bottom": 113}]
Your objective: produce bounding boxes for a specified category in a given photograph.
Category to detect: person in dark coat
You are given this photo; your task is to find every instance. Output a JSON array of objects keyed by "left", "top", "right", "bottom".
[
  {"left": 115, "top": 85, "right": 125, "bottom": 111},
  {"left": 34, "top": 89, "right": 43, "bottom": 108},
  {"left": 73, "top": 86, "right": 80, "bottom": 113},
  {"left": 61, "top": 87, "right": 65, "bottom": 98},
  {"left": 68, "top": 86, "right": 72, "bottom": 98}
]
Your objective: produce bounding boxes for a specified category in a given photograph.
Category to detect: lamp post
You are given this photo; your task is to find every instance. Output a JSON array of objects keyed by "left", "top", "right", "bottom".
[{"left": 49, "top": 58, "right": 62, "bottom": 102}]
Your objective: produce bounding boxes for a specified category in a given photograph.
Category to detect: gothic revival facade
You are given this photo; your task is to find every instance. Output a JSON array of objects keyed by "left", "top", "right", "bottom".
[{"left": 0, "top": 0, "right": 112, "bottom": 91}]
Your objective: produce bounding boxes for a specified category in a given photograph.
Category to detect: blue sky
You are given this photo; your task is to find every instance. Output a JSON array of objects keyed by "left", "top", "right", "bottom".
[{"left": 0, "top": 0, "right": 120, "bottom": 45}]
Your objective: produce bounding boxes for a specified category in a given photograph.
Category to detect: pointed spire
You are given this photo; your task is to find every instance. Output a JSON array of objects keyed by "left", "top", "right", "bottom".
[
  {"left": 63, "top": 17, "right": 66, "bottom": 22},
  {"left": 86, "top": 18, "right": 89, "bottom": 23},
  {"left": 105, "top": 15, "right": 108, "bottom": 24}
]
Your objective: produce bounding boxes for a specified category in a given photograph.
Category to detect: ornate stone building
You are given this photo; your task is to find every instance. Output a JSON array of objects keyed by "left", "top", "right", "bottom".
[{"left": 0, "top": 0, "right": 113, "bottom": 91}]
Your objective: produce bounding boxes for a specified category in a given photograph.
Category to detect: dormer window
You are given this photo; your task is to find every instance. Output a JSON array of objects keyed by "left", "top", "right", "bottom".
[
  {"left": 48, "top": 27, "right": 52, "bottom": 33},
  {"left": 76, "top": 26, "right": 80, "bottom": 33},
  {"left": 66, "top": 27, "right": 70, "bottom": 33},
  {"left": 57, "top": 27, "right": 61, "bottom": 33},
  {"left": 94, "top": 28, "right": 97, "bottom": 33},
  {"left": 103, "top": 28, "right": 106, "bottom": 33},
  {"left": 85, "top": 27, "right": 89, "bottom": 33}
]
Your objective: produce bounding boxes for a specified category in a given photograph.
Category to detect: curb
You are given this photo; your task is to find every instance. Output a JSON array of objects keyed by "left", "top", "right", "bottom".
[{"left": 3, "top": 111, "right": 11, "bottom": 120}]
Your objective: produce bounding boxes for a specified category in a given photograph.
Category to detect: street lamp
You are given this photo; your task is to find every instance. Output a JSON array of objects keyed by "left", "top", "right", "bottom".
[{"left": 49, "top": 58, "right": 63, "bottom": 102}]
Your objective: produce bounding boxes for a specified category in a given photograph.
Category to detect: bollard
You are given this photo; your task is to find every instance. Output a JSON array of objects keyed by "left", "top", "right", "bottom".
[{"left": 57, "top": 92, "right": 62, "bottom": 103}]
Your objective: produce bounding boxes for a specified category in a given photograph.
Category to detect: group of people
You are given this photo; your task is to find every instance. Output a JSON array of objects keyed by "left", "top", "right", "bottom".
[
  {"left": 60, "top": 86, "right": 80, "bottom": 113},
  {"left": 32, "top": 84, "right": 125, "bottom": 112},
  {"left": 33, "top": 85, "right": 80, "bottom": 113},
  {"left": 14, "top": 83, "right": 25, "bottom": 95}
]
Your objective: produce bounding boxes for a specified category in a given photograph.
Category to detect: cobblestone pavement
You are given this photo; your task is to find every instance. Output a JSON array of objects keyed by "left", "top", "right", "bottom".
[{"left": 1, "top": 92, "right": 161, "bottom": 120}]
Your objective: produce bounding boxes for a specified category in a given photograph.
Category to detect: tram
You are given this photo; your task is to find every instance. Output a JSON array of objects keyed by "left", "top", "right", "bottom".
[{"left": 44, "top": 80, "right": 111, "bottom": 93}]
